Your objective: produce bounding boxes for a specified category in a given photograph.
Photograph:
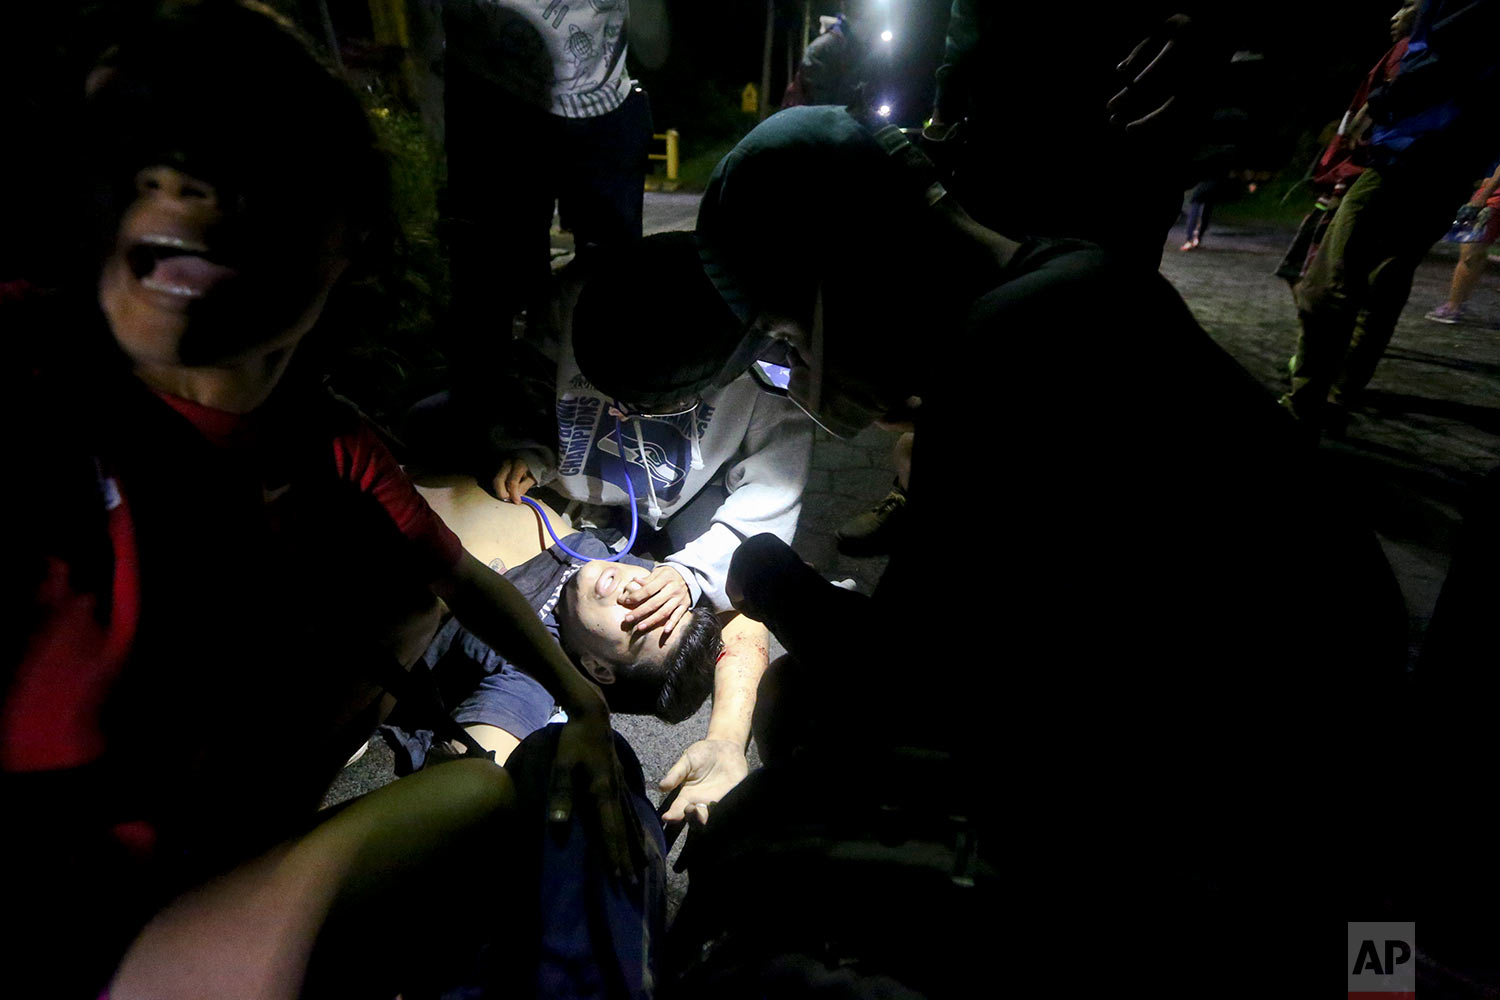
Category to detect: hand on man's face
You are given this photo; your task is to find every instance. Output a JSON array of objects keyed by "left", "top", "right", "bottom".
[
  {"left": 562, "top": 560, "right": 684, "bottom": 669},
  {"left": 619, "top": 564, "right": 692, "bottom": 641}
]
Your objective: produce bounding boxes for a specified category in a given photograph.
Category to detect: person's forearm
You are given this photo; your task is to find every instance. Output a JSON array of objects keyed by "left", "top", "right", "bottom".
[
  {"left": 703, "top": 612, "right": 768, "bottom": 748},
  {"left": 729, "top": 533, "right": 881, "bottom": 670},
  {"left": 436, "top": 552, "right": 608, "bottom": 720}
]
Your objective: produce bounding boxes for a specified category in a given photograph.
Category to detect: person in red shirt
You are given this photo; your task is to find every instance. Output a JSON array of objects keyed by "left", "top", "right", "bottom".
[
  {"left": 4, "top": 4, "right": 640, "bottom": 997},
  {"left": 1424, "top": 160, "right": 1500, "bottom": 324}
]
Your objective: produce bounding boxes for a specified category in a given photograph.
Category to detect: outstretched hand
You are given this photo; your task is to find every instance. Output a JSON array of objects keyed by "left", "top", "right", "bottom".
[
  {"left": 550, "top": 711, "right": 645, "bottom": 881},
  {"left": 1107, "top": 14, "right": 1199, "bottom": 135},
  {"left": 619, "top": 565, "right": 692, "bottom": 639},
  {"left": 658, "top": 739, "right": 749, "bottom": 828}
]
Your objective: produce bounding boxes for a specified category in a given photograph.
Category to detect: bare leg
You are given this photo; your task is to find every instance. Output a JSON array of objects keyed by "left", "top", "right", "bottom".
[
  {"left": 465, "top": 721, "right": 524, "bottom": 764},
  {"left": 111, "top": 759, "right": 514, "bottom": 1000},
  {"left": 1447, "top": 240, "right": 1493, "bottom": 309}
]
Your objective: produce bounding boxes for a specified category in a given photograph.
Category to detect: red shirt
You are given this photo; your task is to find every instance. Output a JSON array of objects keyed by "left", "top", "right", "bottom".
[
  {"left": 1312, "top": 38, "right": 1410, "bottom": 191},
  {"left": 3, "top": 388, "right": 461, "bottom": 775}
]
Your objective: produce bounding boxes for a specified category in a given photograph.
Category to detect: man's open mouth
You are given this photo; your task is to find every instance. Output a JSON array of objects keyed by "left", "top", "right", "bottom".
[{"left": 126, "top": 234, "right": 239, "bottom": 298}]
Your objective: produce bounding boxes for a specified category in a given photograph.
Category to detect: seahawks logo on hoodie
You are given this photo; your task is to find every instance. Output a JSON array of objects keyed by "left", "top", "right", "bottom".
[{"left": 555, "top": 397, "right": 714, "bottom": 511}]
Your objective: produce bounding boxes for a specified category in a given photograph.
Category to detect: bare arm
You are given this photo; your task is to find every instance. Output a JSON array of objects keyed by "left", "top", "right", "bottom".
[
  {"left": 705, "top": 612, "right": 768, "bottom": 748},
  {"left": 658, "top": 612, "right": 768, "bottom": 824}
]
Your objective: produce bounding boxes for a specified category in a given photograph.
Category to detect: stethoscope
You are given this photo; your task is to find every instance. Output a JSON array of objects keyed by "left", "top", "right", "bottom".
[{"left": 518, "top": 398, "right": 699, "bottom": 563}]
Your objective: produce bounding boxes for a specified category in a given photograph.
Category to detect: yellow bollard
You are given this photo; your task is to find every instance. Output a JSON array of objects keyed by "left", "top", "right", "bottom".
[
  {"left": 645, "top": 130, "right": 681, "bottom": 192},
  {"left": 367, "top": 0, "right": 418, "bottom": 106},
  {"left": 367, "top": 0, "right": 411, "bottom": 48}
]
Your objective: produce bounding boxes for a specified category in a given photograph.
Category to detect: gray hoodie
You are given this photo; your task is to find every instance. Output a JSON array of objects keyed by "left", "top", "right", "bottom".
[{"left": 507, "top": 326, "right": 813, "bottom": 613}]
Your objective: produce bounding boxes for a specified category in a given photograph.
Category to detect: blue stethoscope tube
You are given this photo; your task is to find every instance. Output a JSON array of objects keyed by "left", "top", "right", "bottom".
[{"left": 519, "top": 414, "right": 639, "bottom": 562}]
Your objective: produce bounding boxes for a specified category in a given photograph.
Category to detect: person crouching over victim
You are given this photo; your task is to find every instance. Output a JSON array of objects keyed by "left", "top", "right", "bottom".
[{"left": 3, "top": 4, "right": 642, "bottom": 998}]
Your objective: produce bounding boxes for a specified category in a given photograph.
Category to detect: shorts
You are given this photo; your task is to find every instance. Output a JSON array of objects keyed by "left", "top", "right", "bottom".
[
  {"left": 380, "top": 617, "right": 556, "bottom": 772},
  {"left": 1460, "top": 185, "right": 1500, "bottom": 244}
]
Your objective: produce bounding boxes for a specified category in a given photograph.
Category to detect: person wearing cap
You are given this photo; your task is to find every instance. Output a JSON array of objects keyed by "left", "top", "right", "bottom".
[{"left": 408, "top": 230, "right": 814, "bottom": 823}]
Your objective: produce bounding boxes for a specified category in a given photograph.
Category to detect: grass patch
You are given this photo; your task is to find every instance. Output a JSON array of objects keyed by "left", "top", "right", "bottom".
[
  {"left": 1213, "top": 172, "right": 1322, "bottom": 230},
  {"left": 637, "top": 76, "right": 758, "bottom": 192}
]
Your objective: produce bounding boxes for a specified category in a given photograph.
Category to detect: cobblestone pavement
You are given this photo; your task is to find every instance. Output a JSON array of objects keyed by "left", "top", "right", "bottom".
[{"left": 1160, "top": 221, "right": 1500, "bottom": 665}]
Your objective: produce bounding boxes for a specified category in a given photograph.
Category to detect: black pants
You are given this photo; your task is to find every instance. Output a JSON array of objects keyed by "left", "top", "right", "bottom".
[{"left": 443, "top": 72, "right": 651, "bottom": 373}]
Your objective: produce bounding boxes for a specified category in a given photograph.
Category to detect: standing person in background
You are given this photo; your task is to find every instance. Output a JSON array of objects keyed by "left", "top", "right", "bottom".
[
  {"left": 1282, "top": 0, "right": 1500, "bottom": 437},
  {"left": 1426, "top": 159, "right": 1500, "bottom": 324},
  {"left": 1181, "top": 177, "right": 1222, "bottom": 250},
  {"left": 1276, "top": 0, "right": 1417, "bottom": 285},
  {"left": 1181, "top": 169, "right": 1264, "bottom": 251},
  {"left": 440, "top": 0, "right": 653, "bottom": 391},
  {"left": 782, "top": 1, "right": 873, "bottom": 109}
]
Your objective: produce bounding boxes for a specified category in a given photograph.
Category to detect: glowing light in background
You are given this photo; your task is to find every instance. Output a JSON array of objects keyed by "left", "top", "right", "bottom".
[
  {"left": 877, "top": 104, "right": 892, "bottom": 117},
  {"left": 880, "top": 29, "right": 894, "bottom": 42}
]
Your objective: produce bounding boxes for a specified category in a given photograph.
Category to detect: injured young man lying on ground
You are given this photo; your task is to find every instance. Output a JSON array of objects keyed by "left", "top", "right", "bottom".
[{"left": 381, "top": 476, "right": 725, "bottom": 776}]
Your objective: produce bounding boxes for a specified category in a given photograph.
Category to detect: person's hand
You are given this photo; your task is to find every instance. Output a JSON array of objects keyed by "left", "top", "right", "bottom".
[
  {"left": 551, "top": 709, "right": 644, "bottom": 881},
  {"left": 658, "top": 739, "right": 749, "bottom": 827},
  {"left": 492, "top": 456, "right": 536, "bottom": 504},
  {"left": 1344, "top": 106, "right": 1373, "bottom": 149},
  {"left": 1107, "top": 14, "right": 1198, "bottom": 135},
  {"left": 619, "top": 565, "right": 692, "bottom": 639}
]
